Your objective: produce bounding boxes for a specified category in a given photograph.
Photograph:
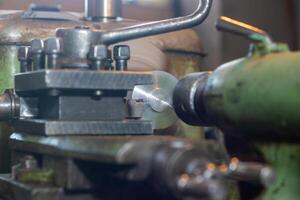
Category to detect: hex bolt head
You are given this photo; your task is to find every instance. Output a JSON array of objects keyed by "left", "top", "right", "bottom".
[
  {"left": 113, "top": 45, "right": 130, "bottom": 60},
  {"left": 18, "top": 46, "right": 31, "bottom": 61},
  {"left": 89, "top": 45, "right": 108, "bottom": 60},
  {"left": 31, "top": 39, "right": 44, "bottom": 54},
  {"left": 44, "top": 37, "right": 62, "bottom": 54}
]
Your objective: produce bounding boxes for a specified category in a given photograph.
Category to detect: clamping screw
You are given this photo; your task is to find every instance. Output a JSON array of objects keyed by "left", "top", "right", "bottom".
[
  {"left": 31, "top": 39, "right": 44, "bottom": 54},
  {"left": 113, "top": 45, "right": 130, "bottom": 71},
  {"left": 44, "top": 37, "right": 62, "bottom": 69},
  {"left": 31, "top": 39, "right": 45, "bottom": 70},
  {"left": 89, "top": 45, "right": 108, "bottom": 70},
  {"left": 45, "top": 38, "right": 61, "bottom": 54},
  {"left": 18, "top": 46, "right": 31, "bottom": 72}
]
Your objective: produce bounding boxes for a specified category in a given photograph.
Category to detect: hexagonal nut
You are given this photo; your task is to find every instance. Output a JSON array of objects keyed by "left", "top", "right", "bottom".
[
  {"left": 18, "top": 46, "right": 31, "bottom": 61},
  {"left": 113, "top": 45, "right": 130, "bottom": 60},
  {"left": 89, "top": 45, "right": 108, "bottom": 60},
  {"left": 30, "top": 39, "right": 44, "bottom": 54},
  {"left": 44, "top": 37, "right": 62, "bottom": 54}
]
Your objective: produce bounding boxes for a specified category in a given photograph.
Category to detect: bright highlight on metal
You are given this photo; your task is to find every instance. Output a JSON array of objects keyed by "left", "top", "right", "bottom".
[
  {"left": 220, "top": 16, "right": 266, "bottom": 35},
  {"left": 132, "top": 71, "right": 178, "bottom": 130}
]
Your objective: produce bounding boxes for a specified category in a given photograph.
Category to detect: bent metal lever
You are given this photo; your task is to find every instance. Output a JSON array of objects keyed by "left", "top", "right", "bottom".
[{"left": 100, "top": 0, "right": 213, "bottom": 45}]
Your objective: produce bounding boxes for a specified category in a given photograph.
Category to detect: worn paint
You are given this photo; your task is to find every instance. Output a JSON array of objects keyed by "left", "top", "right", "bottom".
[
  {"left": 203, "top": 51, "right": 300, "bottom": 137},
  {"left": 0, "top": 45, "right": 19, "bottom": 173},
  {"left": 18, "top": 169, "right": 55, "bottom": 185},
  {"left": 257, "top": 143, "right": 300, "bottom": 200},
  {"left": 0, "top": 46, "right": 19, "bottom": 91},
  {"left": 198, "top": 41, "right": 300, "bottom": 199}
]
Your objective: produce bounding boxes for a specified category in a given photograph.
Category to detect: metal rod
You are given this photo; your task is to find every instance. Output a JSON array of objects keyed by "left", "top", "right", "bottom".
[
  {"left": 216, "top": 16, "right": 272, "bottom": 43},
  {"left": 85, "top": 0, "right": 122, "bottom": 20},
  {"left": 101, "top": 0, "right": 213, "bottom": 45}
]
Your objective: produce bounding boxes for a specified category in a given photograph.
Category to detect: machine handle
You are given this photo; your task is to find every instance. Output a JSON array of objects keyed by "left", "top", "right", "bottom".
[
  {"left": 216, "top": 16, "right": 271, "bottom": 43},
  {"left": 101, "top": 0, "right": 212, "bottom": 45}
]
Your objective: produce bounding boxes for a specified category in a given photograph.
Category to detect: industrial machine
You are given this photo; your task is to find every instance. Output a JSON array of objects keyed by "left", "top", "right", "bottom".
[
  {"left": 173, "top": 16, "right": 300, "bottom": 200},
  {"left": 0, "top": 0, "right": 279, "bottom": 199},
  {"left": 0, "top": 0, "right": 204, "bottom": 173},
  {"left": 0, "top": 0, "right": 300, "bottom": 199}
]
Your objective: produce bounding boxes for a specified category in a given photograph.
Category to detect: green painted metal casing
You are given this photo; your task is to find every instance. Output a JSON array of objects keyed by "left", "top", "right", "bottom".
[
  {"left": 0, "top": 46, "right": 19, "bottom": 173},
  {"left": 257, "top": 143, "right": 300, "bottom": 200},
  {"left": 202, "top": 51, "right": 300, "bottom": 139},
  {"left": 199, "top": 43, "right": 300, "bottom": 199}
]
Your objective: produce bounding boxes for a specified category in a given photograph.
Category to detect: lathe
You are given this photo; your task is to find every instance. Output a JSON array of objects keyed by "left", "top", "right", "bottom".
[{"left": 0, "top": 0, "right": 299, "bottom": 200}]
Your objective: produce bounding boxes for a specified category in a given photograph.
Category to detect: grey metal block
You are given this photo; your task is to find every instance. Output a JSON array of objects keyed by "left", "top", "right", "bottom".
[
  {"left": 14, "top": 120, "right": 153, "bottom": 136},
  {"left": 15, "top": 70, "right": 153, "bottom": 94}
]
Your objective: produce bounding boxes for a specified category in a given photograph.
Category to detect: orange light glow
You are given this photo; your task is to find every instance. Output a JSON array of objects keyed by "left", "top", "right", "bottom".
[
  {"left": 180, "top": 174, "right": 190, "bottom": 182},
  {"left": 220, "top": 16, "right": 266, "bottom": 35},
  {"left": 219, "top": 164, "right": 229, "bottom": 173},
  {"left": 207, "top": 163, "right": 216, "bottom": 171}
]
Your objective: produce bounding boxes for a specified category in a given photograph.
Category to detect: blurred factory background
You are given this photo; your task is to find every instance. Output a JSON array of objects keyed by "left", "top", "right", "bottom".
[{"left": 1, "top": 0, "right": 298, "bottom": 67}]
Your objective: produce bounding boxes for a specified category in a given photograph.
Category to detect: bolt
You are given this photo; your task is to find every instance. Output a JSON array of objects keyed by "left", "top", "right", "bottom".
[
  {"left": 114, "top": 45, "right": 130, "bottom": 60},
  {"left": 90, "top": 45, "right": 108, "bottom": 60},
  {"left": 18, "top": 46, "right": 30, "bottom": 61},
  {"left": 45, "top": 37, "right": 61, "bottom": 54},
  {"left": 18, "top": 46, "right": 31, "bottom": 72},
  {"left": 89, "top": 45, "right": 108, "bottom": 70},
  {"left": 44, "top": 38, "right": 62, "bottom": 69},
  {"left": 31, "top": 39, "right": 45, "bottom": 70},
  {"left": 113, "top": 45, "right": 130, "bottom": 71},
  {"left": 31, "top": 39, "right": 44, "bottom": 54}
]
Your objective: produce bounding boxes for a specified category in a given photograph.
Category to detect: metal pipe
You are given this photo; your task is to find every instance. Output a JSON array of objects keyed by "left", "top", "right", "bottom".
[
  {"left": 101, "top": 0, "right": 213, "bottom": 45},
  {"left": 84, "top": 0, "right": 122, "bottom": 20}
]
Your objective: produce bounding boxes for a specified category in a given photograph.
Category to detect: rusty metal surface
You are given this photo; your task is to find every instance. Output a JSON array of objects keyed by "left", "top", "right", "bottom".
[
  {"left": 0, "top": 10, "right": 204, "bottom": 52},
  {"left": 0, "top": 10, "right": 204, "bottom": 71},
  {"left": 0, "top": 11, "right": 82, "bottom": 44},
  {"left": 0, "top": 11, "right": 142, "bottom": 45}
]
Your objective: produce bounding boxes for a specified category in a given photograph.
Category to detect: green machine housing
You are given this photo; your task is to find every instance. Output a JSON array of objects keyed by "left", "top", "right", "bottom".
[{"left": 173, "top": 16, "right": 300, "bottom": 200}]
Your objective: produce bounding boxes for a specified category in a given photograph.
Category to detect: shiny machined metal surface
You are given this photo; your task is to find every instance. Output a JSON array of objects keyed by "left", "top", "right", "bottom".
[
  {"left": 85, "top": 0, "right": 122, "bottom": 20},
  {"left": 132, "top": 71, "right": 178, "bottom": 130}
]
